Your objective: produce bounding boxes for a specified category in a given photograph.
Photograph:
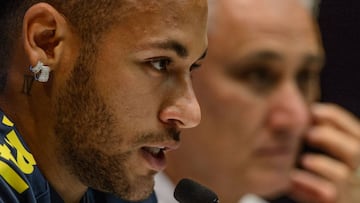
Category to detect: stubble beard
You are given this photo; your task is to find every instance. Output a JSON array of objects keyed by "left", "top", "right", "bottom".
[{"left": 53, "top": 49, "right": 154, "bottom": 201}]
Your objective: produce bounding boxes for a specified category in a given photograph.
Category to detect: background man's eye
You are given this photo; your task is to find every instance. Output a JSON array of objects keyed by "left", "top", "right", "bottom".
[
  {"left": 297, "top": 69, "right": 318, "bottom": 96},
  {"left": 227, "top": 65, "right": 277, "bottom": 94},
  {"left": 150, "top": 59, "right": 171, "bottom": 71},
  {"left": 246, "top": 68, "right": 276, "bottom": 91},
  {"left": 246, "top": 68, "right": 272, "bottom": 84}
]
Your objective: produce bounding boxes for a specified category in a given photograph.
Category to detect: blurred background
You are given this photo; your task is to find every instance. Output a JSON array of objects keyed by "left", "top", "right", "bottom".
[{"left": 316, "top": 0, "right": 360, "bottom": 117}]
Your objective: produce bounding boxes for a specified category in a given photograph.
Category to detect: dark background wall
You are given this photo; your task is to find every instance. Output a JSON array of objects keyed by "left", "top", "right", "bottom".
[{"left": 319, "top": 1, "right": 360, "bottom": 117}]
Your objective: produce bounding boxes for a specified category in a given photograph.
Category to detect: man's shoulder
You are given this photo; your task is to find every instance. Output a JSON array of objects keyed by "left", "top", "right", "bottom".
[
  {"left": 0, "top": 111, "right": 49, "bottom": 203},
  {"left": 92, "top": 189, "right": 158, "bottom": 203}
]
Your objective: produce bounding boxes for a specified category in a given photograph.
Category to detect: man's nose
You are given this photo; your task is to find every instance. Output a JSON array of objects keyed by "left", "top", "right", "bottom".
[
  {"left": 267, "top": 81, "right": 311, "bottom": 131},
  {"left": 159, "top": 78, "right": 201, "bottom": 129}
]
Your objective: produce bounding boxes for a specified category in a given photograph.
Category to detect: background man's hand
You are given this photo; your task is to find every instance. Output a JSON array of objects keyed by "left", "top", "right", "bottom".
[{"left": 290, "top": 103, "right": 360, "bottom": 203}]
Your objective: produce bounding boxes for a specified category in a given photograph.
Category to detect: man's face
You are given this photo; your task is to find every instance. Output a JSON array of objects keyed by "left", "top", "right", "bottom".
[
  {"left": 168, "top": 0, "right": 323, "bottom": 201},
  {"left": 53, "top": 0, "right": 207, "bottom": 201}
]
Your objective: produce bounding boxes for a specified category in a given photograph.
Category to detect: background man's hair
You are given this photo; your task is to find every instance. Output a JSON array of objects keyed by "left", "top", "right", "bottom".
[
  {"left": 207, "top": 0, "right": 320, "bottom": 35},
  {"left": 300, "top": 0, "right": 321, "bottom": 16},
  {"left": 0, "top": 0, "right": 125, "bottom": 93}
]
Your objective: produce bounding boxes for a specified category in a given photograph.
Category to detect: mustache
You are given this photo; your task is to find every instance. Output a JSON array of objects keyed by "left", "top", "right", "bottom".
[
  {"left": 168, "top": 127, "right": 181, "bottom": 141},
  {"left": 133, "top": 127, "right": 181, "bottom": 145}
]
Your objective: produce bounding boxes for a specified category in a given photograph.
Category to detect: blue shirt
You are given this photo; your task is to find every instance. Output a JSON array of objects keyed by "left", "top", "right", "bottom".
[{"left": 0, "top": 110, "right": 157, "bottom": 203}]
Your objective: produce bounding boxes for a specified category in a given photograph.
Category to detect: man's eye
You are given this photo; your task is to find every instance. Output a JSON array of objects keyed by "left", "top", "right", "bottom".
[
  {"left": 297, "top": 68, "right": 318, "bottom": 96},
  {"left": 190, "top": 63, "right": 202, "bottom": 72},
  {"left": 245, "top": 68, "right": 273, "bottom": 85},
  {"left": 228, "top": 65, "right": 277, "bottom": 94},
  {"left": 150, "top": 59, "right": 171, "bottom": 71}
]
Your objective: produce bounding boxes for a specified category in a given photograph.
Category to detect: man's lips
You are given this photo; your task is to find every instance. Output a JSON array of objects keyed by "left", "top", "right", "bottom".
[{"left": 141, "top": 141, "right": 180, "bottom": 172}]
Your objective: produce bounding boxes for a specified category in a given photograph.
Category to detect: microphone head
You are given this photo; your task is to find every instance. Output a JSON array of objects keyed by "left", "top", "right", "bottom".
[{"left": 174, "top": 178, "right": 219, "bottom": 203}]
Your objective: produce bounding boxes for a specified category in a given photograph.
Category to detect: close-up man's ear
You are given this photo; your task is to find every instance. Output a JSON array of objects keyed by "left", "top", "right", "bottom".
[{"left": 23, "top": 3, "right": 70, "bottom": 70}]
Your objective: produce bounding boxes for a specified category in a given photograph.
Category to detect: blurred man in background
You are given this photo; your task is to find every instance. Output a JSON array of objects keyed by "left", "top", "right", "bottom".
[{"left": 155, "top": 0, "right": 360, "bottom": 203}]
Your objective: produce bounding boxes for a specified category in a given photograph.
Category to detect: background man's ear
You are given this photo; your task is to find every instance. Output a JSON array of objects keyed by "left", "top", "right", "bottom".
[{"left": 23, "top": 3, "right": 69, "bottom": 70}]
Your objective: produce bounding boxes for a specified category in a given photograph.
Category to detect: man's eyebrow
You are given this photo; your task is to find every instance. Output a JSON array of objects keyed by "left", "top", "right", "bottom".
[
  {"left": 150, "top": 40, "right": 189, "bottom": 58},
  {"left": 300, "top": 54, "right": 325, "bottom": 71},
  {"left": 302, "top": 54, "right": 325, "bottom": 65},
  {"left": 247, "top": 51, "right": 283, "bottom": 61},
  {"left": 244, "top": 51, "right": 324, "bottom": 66}
]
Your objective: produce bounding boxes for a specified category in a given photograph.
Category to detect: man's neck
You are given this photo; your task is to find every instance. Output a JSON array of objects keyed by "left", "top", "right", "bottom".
[
  {"left": 0, "top": 98, "right": 88, "bottom": 203},
  {"left": 27, "top": 127, "right": 88, "bottom": 203}
]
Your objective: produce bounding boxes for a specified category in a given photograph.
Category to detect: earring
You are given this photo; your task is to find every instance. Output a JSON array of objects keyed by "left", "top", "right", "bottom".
[{"left": 29, "top": 61, "right": 51, "bottom": 82}]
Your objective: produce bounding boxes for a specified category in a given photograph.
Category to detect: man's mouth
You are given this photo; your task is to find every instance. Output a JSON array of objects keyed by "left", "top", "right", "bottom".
[
  {"left": 141, "top": 143, "right": 178, "bottom": 172},
  {"left": 142, "top": 146, "right": 166, "bottom": 158},
  {"left": 140, "top": 139, "right": 181, "bottom": 171}
]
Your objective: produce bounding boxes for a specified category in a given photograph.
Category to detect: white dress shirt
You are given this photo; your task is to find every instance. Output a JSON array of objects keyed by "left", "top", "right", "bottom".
[{"left": 154, "top": 172, "right": 269, "bottom": 203}]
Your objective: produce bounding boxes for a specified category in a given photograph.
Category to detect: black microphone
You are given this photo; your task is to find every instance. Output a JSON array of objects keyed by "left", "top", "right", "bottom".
[{"left": 174, "top": 178, "right": 219, "bottom": 203}]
